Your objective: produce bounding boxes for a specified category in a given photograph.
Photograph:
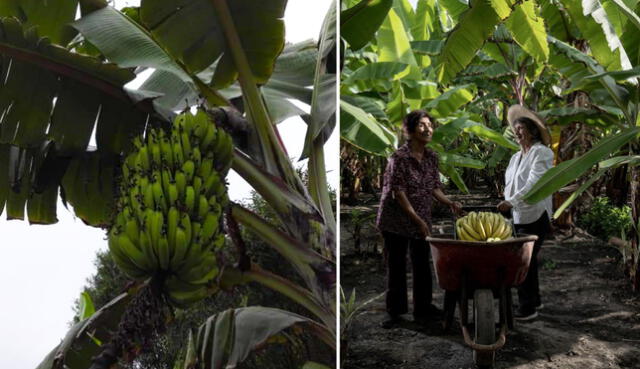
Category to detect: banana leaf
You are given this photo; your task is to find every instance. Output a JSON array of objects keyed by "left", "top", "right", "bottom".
[
  {"left": 0, "top": 17, "right": 168, "bottom": 224},
  {"left": 193, "top": 307, "right": 334, "bottom": 368},
  {"left": 563, "top": 0, "right": 629, "bottom": 71},
  {"left": 425, "top": 85, "right": 476, "bottom": 117},
  {"left": 523, "top": 126, "right": 640, "bottom": 204},
  {"left": 439, "top": 162, "right": 469, "bottom": 193},
  {"left": 548, "top": 36, "right": 630, "bottom": 119},
  {"left": 489, "top": 0, "right": 517, "bottom": 19},
  {"left": 410, "top": 40, "right": 444, "bottom": 55},
  {"left": 341, "top": 100, "right": 397, "bottom": 156},
  {"left": 139, "top": 0, "right": 286, "bottom": 89},
  {"left": 340, "top": 95, "right": 388, "bottom": 122},
  {"left": 438, "top": 152, "right": 486, "bottom": 169},
  {"left": 504, "top": 0, "right": 549, "bottom": 63},
  {"left": 36, "top": 285, "right": 142, "bottom": 369},
  {"left": 553, "top": 155, "right": 640, "bottom": 218},
  {"left": 377, "top": 8, "right": 418, "bottom": 67},
  {"left": 341, "top": 0, "right": 393, "bottom": 51},
  {"left": 302, "top": 2, "right": 337, "bottom": 159},
  {"left": 436, "top": 0, "right": 501, "bottom": 83},
  {"left": 343, "top": 62, "right": 412, "bottom": 84},
  {"left": 433, "top": 116, "right": 519, "bottom": 150}
]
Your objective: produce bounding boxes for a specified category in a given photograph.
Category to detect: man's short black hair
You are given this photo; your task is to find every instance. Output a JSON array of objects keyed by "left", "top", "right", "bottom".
[
  {"left": 513, "top": 116, "right": 542, "bottom": 142},
  {"left": 403, "top": 110, "right": 436, "bottom": 133}
]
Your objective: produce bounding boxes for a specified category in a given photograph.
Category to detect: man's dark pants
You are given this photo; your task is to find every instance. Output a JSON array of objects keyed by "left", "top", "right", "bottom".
[
  {"left": 514, "top": 211, "right": 550, "bottom": 310},
  {"left": 382, "top": 231, "right": 432, "bottom": 318}
]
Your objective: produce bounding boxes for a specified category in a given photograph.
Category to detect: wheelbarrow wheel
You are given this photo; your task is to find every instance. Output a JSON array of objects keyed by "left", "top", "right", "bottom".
[{"left": 474, "top": 289, "right": 495, "bottom": 368}]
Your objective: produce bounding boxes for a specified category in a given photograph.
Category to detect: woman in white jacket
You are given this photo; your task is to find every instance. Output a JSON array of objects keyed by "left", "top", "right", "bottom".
[{"left": 497, "top": 105, "right": 554, "bottom": 321}]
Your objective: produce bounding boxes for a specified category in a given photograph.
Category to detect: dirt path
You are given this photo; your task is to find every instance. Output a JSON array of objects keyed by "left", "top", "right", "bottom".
[{"left": 340, "top": 200, "right": 640, "bottom": 369}]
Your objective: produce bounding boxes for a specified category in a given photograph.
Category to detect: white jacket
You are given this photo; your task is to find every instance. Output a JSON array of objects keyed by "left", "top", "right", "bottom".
[{"left": 504, "top": 142, "right": 554, "bottom": 224}]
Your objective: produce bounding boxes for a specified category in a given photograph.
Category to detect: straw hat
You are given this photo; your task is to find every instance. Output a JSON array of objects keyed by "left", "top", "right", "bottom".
[{"left": 507, "top": 104, "right": 551, "bottom": 146}]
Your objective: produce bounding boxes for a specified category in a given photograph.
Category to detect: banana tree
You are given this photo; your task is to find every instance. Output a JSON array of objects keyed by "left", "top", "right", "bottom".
[{"left": 0, "top": 0, "right": 337, "bottom": 367}]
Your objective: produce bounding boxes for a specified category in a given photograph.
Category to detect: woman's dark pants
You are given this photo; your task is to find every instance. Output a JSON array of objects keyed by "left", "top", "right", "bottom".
[
  {"left": 514, "top": 212, "right": 550, "bottom": 310},
  {"left": 382, "top": 231, "right": 432, "bottom": 318}
]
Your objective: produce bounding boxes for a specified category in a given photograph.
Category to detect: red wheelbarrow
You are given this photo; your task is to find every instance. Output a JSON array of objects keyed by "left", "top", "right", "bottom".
[{"left": 425, "top": 234, "right": 537, "bottom": 368}]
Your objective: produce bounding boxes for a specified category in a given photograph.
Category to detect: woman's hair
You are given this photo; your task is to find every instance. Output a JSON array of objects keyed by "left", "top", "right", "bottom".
[
  {"left": 513, "top": 116, "right": 542, "bottom": 142},
  {"left": 403, "top": 110, "right": 436, "bottom": 133}
]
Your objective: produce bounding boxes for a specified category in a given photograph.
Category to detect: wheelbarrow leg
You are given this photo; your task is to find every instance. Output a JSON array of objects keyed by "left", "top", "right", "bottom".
[
  {"left": 460, "top": 270, "right": 469, "bottom": 327},
  {"left": 443, "top": 290, "right": 457, "bottom": 332},
  {"left": 506, "top": 288, "right": 514, "bottom": 330}
]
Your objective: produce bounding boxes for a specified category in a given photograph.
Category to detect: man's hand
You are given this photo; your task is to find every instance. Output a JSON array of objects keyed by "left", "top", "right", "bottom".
[{"left": 497, "top": 200, "right": 513, "bottom": 212}]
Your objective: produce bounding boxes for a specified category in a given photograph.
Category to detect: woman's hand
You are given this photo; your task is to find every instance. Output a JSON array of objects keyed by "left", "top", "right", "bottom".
[
  {"left": 497, "top": 200, "right": 513, "bottom": 212},
  {"left": 419, "top": 220, "right": 431, "bottom": 238},
  {"left": 449, "top": 201, "right": 463, "bottom": 215}
]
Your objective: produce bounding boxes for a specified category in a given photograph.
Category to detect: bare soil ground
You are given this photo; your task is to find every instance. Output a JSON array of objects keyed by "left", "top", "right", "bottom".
[{"left": 340, "top": 194, "right": 640, "bottom": 369}]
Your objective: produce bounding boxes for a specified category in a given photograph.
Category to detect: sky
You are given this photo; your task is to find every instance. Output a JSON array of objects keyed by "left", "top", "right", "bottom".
[{"left": 0, "top": 1, "right": 336, "bottom": 367}]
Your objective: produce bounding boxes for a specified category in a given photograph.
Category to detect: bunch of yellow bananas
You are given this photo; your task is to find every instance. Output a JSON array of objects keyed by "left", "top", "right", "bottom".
[
  {"left": 455, "top": 211, "right": 513, "bottom": 242},
  {"left": 108, "top": 109, "right": 232, "bottom": 307}
]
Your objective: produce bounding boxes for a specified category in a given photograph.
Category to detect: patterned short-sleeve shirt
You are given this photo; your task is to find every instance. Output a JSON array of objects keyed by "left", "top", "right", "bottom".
[{"left": 376, "top": 143, "right": 444, "bottom": 239}]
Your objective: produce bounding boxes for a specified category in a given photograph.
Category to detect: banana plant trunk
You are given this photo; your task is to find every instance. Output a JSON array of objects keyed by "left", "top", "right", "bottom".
[
  {"left": 605, "top": 165, "right": 629, "bottom": 207},
  {"left": 630, "top": 165, "right": 640, "bottom": 291}
]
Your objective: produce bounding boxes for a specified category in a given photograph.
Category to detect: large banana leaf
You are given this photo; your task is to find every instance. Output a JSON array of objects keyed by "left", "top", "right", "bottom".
[
  {"left": 433, "top": 116, "right": 519, "bottom": 150},
  {"left": 612, "top": 0, "right": 640, "bottom": 66},
  {"left": 139, "top": 0, "right": 286, "bottom": 88},
  {"left": 140, "top": 41, "right": 317, "bottom": 123},
  {"left": 343, "top": 61, "right": 413, "bottom": 86},
  {"left": 436, "top": 0, "right": 501, "bottom": 83},
  {"left": 36, "top": 286, "right": 140, "bottom": 369},
  {"left": 411, "top": 40, "right": 444, "bottom": 55},
  {"left": 504, "top": 0, "right": 549, "bottom": 63},
  {"left": 552, "top": 155, "right": 640, "bottom": 218},
  {"left": 341, "top": 100, "right": 397, "bottom": 156},
  {"left": 489, "top": 0, "right": 517, "bottom": 19},
  {"left": 377, "top": 8, "right": 419, "bottom": 67},
  {"left": 341, "top": 0, "right": 393, "bottom": 51},
  {"left": 440, "top": 0, "right": 472, "bottom": 21},
  {"left": 71, "top": 6, "right": 191, "bottom": 83},
  {"left": 438, "top": 151, "right": 486, "bottom": 169},
  {"left": 0, "top": 17, "right": 168, "bottom": 224},
  {"left": 425, "top": 84, "right": 476, "bottom": 117},
  {"left": 413, "top": 0, "right": 439, "bottom": 37},
  {"left": 61, "top": 152, "right": 118, "bottom": 227},
  {"left": 192, "top": 307, "right": 334, "bottom": 368},
  {"left": 523, "top": 126, "right": 640, "bottom": 203},
  {"left": 386, "top": 80, "right": 421, "bottom": 125},
  {"left": 302, "top": 2, "right": 337, "bottom": 159},
  {"left": 439, "top": 162, "right": 469, "bottom": 193},
  {"left": 341, "top": 95, "right": 388, "bottom": 121},
  {"left": 0, "top": 0, "right": 78, "bottom": 45},
  {"left": 548, "top": 36, "right": 630, "bottom": 117},
  {"left": 608, "top": 0, "right": 640, "bottom": 31},
  {"left": 540, "top": 0, "right": 576, "bottom": 41},
  {"left": 563, "top": 0, "right": 630, "bottom": 71}
]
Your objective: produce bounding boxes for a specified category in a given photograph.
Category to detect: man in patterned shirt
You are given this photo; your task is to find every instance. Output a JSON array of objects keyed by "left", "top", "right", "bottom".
[{"left": 376, "top": 110, "right": 462, "bottom": 328}]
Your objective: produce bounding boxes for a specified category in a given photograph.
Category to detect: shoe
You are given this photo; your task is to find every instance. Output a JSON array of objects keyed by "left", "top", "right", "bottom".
[
  {"left": 381, "top": 315, "right": 402, "bottom": 329},
  {"left": 413, "top": 304, "right": 444, "bottom": 325},
  {"left": 426, "top": 304, "right": 444, "bottom": 317},
  {"left": 513, "top": 307, "right": 538, "bottom": 321}
]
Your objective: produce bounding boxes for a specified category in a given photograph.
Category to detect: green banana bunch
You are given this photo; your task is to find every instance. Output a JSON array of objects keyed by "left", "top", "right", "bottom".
[
  {"left": 108, "top": 109, "right": 233, "bottom": 307},
  {"left": 455, "top": 211, "right": 513, "bottom": 242}
]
